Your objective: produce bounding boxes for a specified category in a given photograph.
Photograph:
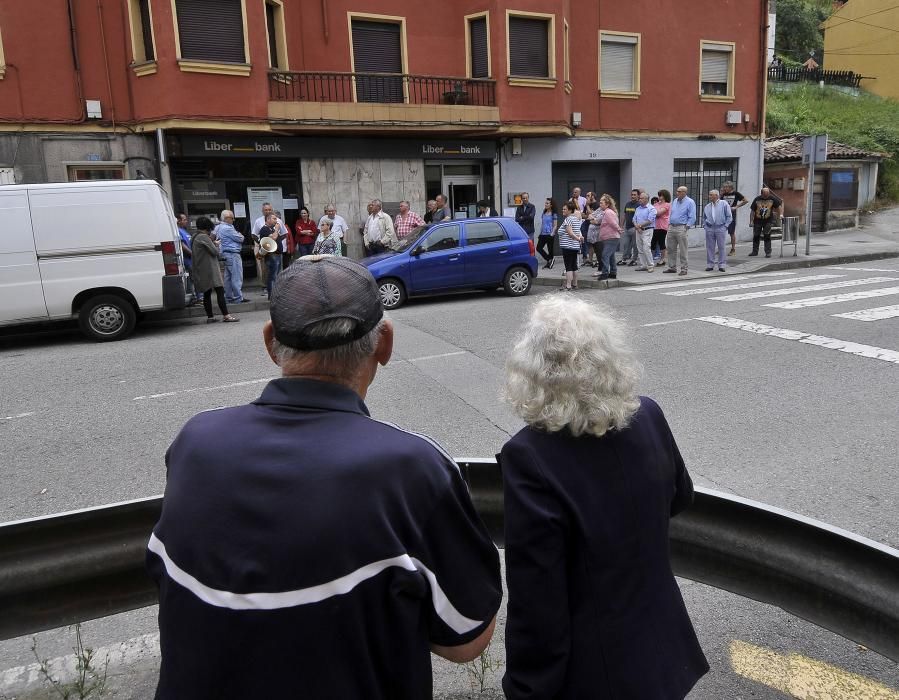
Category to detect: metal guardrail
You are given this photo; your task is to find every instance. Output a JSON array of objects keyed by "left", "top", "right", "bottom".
[
  {"left": 1, "top": 459, "right": 897, "bottom": 662},
  {"left": 268, "top": 71, "right": 497, "bottom": 107}
]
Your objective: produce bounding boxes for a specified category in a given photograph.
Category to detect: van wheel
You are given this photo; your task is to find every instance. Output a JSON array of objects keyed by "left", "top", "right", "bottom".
[
  {"left": 503, "top": 267, "right": 532, "bottom": 297},
  {"left": 78, "top": 295, "right": 137, "bottom": 342},
  {"left": 378, "top": 279, "right": 406, "bottom": 310}
]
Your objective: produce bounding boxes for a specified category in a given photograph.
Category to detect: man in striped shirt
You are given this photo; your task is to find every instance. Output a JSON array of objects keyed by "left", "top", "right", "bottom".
[
  {"left": 148, "top": 257, "right": 501, "bottom": 699},
  {"left": 394, "top": 200, "right": 425, "bottom": 239}
]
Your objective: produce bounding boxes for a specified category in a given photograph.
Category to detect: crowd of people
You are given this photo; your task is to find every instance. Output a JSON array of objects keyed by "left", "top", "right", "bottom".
[{"left": 533, "top": 182, "right": 783, "bottom": 287}]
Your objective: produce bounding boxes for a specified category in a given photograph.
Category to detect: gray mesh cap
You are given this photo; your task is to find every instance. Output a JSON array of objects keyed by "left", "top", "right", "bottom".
[{"left": 270, "top": 256, "right": 384, "bottom": 350}]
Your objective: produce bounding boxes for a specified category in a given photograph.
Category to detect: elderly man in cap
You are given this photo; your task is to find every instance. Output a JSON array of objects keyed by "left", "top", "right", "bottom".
[{"left": 148, "top": 256, "right": 502, "bottom": 700}]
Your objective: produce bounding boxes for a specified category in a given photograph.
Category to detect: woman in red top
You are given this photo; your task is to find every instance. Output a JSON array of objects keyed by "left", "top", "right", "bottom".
[{"left": 294, "top": 207, "right": 319, "bottom": 259}]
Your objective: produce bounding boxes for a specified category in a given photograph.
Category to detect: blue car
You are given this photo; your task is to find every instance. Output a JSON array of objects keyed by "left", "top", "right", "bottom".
[{"left": 360, "top": 217, "right": 538, "bottom": 310}]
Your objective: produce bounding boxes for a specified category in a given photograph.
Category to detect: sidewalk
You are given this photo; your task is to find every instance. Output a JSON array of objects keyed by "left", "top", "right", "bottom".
[{"left": 532, "top": 207, "right": 899, "bottom": 290}]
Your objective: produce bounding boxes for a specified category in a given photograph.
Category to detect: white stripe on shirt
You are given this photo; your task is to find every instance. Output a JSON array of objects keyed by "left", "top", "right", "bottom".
[{"left": 148, "top": 533, "right": 484, "bottom": 634}]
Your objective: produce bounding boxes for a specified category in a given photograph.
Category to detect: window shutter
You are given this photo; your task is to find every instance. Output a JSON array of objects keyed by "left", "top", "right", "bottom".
[
  {"left": 509, "top": 17, "right": 549, "bottom": 78},
  {"left": 352, "top": 21, "right": 403, "bottom": 73},
  {"left": 175, "top": 0, "right": 245, "bottom": 63},
  {"left": 265, "top": 3, "right": 278, "bottom": 68},
  {"left": 600, "top": 36, "right": 636, "bottom": 92},
  {"left": 352, "top": 20, "right": 403, "bottom": 103},
  {"left": 701, "top": 49, "right": 730, "bottom": 84},
  {"left": 469, "top": 17, "right": 488, "bottom": 78}
]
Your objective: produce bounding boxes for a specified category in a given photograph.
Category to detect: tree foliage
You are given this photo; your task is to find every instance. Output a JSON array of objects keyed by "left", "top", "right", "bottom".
[{"left": 775, "top": 0, "right": 829, "bottom": 62}]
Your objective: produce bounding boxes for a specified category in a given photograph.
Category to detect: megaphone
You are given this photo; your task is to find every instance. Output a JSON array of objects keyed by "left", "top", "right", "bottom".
[{"left": 259, "top": 237, "right": 278, "bottom": 254}]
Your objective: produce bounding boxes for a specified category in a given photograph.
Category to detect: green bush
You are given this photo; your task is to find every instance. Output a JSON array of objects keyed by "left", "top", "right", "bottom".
[{"left": 766, "top": 85, "right": 899, "bottom": 201}]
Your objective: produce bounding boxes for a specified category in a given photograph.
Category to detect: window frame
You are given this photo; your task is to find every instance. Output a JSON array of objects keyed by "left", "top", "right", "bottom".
[
  {"left": 505, "top": 10, "right": 556, "bottom": 88},
  {"left": 465, "top": 11, "right": 491, "bottom": 80},
  {"left": 169, "top": 0, "right": 251, "bottom": 75},
  {"left": 0, "top": 21, "right": 7, "bottom": 79},
  {"left": 264, "top": 0, "right": 288, "bottom": 70},
  {"left": 598, "top": 30, "right": 641, "bottom": 98},
  {"left": 562, "top": 19, "right": 571, "bottom": 93},
  {"left": 420, "top": 223, "right": 462, "bottom": 253},
  {"left": 347, "top": 12, "right": 409, "bottom": 103},
  {"left": 126, "top": 0, "right": 158, "bottom": 75},
  {"left": 66, "top": 163, "right": 126, "bottom": 182},
  {"left": 828, "top": 169, "right": 859, "bottom": 210},
  {"left": 699, "top": 40, "right": 735, "bottom": 102}
]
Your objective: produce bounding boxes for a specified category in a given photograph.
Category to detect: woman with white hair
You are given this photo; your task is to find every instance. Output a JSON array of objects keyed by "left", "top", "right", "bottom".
[{"left": 499, "top": 295, "right": 708, "bottom": 699}]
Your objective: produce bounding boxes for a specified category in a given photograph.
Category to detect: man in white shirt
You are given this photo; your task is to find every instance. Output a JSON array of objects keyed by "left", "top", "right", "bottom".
[
  {"left": 319, "top": 204, "right": 348, "bottom": 257},
  {"left": 363, "top": 199, "right": 397, "bottom": 255},
  {"left": 252, "top": 202, "right": 287, "bottom": 241}
]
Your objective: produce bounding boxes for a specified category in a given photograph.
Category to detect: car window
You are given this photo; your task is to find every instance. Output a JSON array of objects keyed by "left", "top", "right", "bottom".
[
  {"left": 464, "top": 221, "right": 508, "bottom": 246},
  {"left": 419, "top": 223, "right": 461, "bottom": 253}
]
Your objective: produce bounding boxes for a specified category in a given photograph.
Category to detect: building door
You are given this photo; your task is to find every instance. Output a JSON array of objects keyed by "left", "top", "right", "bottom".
[
  {"left": 551, "top": 161, "right": 621, "bottom": 208},
  {"left": 444, "top": 175, "right": 481, "bottom": 218}
]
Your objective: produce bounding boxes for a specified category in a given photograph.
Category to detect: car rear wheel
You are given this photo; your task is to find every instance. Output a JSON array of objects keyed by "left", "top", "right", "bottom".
[
  {"left": 378, "top": 279, "right": 406, "bottom": 310},
  {"left": 78, "top": 294, "right": 137, "bottom": 342},
  {"left": 503, "top": 267, "right": 532, "bottom": 297}
]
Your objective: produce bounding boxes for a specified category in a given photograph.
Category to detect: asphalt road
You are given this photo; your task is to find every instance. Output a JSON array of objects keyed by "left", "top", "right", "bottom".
[{"left": 1, "top": 261, "right": 898, "bottom": 698}]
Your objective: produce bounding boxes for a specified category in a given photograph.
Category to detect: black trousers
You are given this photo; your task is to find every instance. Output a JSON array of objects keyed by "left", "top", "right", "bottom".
[
  {"left": 203, "top": 287, "right": 229, "bottom": 318},
  {"left": 536, "top": 234, "right": 555, "bottom": 261},
  {"left": 753, "top": 222, "right": 773, "bottom": 254}
]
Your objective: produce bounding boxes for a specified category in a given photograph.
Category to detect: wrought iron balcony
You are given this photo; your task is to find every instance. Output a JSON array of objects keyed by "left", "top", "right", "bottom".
[{"left": 269, "top": 71, "right": 496, "bottom": 107}]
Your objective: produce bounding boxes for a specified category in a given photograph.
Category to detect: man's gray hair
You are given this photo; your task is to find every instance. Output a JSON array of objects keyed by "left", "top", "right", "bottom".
[
  {"left": 722, "top": 181, "right": 734, "bottom": 189},
  {"left": 271, "top": 318, "right": 387, "bottom": 376},
  {"left": 399, "top": 200, "right": 410, "bottom": 207},
  {"left": 709, "top": 189, "right": 720, "bottom": 196},
  {"left": 372, "top": 199, "right": 382, "bottom": 207}
]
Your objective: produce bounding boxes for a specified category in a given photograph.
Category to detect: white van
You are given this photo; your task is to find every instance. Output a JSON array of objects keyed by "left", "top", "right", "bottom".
[{"left": 0, "top": 180, "right": 186, "bottom": 341}]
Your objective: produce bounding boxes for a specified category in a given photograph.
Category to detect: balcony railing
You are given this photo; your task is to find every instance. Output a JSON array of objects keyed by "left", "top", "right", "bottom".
[
  {"left": 269, "top": 71, "right": 496, "bottom": 107},
  {"left": 768, "top": 66, "right": 864, "bottom": 89}
]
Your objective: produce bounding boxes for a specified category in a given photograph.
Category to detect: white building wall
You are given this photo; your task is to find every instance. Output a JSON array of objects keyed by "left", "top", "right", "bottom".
[{"left": 500, "top": 135, "right": 764, "bottom": 246}]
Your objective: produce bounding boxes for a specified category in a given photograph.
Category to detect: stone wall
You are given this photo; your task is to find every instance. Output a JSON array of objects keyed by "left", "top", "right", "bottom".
[{"left": 301, "top": 158, "right": 426, "bottom": 259}]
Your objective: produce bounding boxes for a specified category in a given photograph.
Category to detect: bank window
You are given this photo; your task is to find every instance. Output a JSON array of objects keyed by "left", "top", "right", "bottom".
[
  {"left": 174, "top": 0, "right": 247, "bottom": 65},
  {"left": 465, "top": 221, "right": 507, "bottom": 246},
  {"left": 351, "top": 17, "right": 405, "bottom": 103},
  {"left": 67, "top": 166, "right": 125, "bottom": 182},
  {"left": 829, "top": 170, "right": 858, "bottom": 210},
  {"left": 507, "top": 12, "right": 555, "bottom": 83},
  {"left": 467, "top": 13, "right": 489, "bottom": 79},
  {"left": 700, "top": 41, "right": 735, "bottom": 100},
  {"left": 421, "top": 224, "right": 461, "bottom": 252},
  {"left": 265, "top": 1, "right": 288, "bottom": 69},
  {"left": 599, "top": 32, "right": 640, "bottom": 95}
]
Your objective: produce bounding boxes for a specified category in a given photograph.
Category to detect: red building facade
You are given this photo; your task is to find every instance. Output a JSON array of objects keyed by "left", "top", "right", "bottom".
[{"left": 0, "top": 0, "right": 770, "bottom": 252}]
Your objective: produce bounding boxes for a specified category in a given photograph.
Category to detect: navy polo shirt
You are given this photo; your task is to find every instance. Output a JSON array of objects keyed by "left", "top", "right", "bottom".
[{"left": 148, "top": 378, "right": 502, "bottom": 700}]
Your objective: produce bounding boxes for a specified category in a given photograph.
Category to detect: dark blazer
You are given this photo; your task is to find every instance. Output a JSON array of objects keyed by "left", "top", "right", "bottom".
[
  {"left": 499, "top": 396, "right": 708, "bottom": 699},
  {"left": 515, "top": 202, "right": 537, "bottom": 234}
]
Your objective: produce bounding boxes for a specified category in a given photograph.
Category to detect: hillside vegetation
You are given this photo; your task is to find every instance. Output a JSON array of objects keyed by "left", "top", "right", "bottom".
[{"left": 767, "top": 85, "right": 899, "bottom": 202}]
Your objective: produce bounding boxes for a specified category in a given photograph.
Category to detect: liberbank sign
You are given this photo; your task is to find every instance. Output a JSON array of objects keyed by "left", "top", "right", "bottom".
[{"left": 176, "top": 136, "right": 496, "bottom": 160}]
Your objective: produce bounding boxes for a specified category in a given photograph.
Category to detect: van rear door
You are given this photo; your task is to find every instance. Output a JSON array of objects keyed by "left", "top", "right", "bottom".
[
  {"left": 30, "top": 184, "right": 166, "bottom": 318},
  {"left": 0, "top": 189, "right": 49, "bottom": 323}
]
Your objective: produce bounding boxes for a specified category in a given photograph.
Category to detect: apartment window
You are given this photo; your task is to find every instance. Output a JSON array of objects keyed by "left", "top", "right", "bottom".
[
  {"left": 829, "top": 170, "right": 858, "bottom": 210},
  {"left": 0, "top": 24, "right": 6, "bottom": 79},
  {"left": 351, "top": 18, "right": 404, "bottom": 103},
  {"left": 599, "top": 32, "right": 640, "bottom": 95},
  {"left": 175, "top": 0, "right": 246, "bottom": 64},
  {"left": 467, "top": 15, "right": 489, "bottom": 79},
  {"left": 673, "top": 158, "right": 738, "bottom": 225},
  {"left": 67, "top": 166, "right": 125, "bottom": 182},
  {"left": 700, "top": 41, "right": 735, "bottom": 99},
  {"left": 265, "top": 1, "right": 287, "bottom": 70},
  {"left": 563, "top": 20, "right": 570, "bottom": 90},
  {"left": 508, "top": 14, "right": 553, "bottom": 80}
]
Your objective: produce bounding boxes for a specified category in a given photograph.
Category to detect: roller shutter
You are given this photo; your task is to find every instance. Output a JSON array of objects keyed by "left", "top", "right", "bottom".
[
  {"left": 509, "top": 16, "right": 549, "bottom": 78},
  {"left": 352, "top": 20, "right": 403, "bottom": 103},
  {"left": 469, "top": 17, "right": 488, "bottom": 78},
  {"left": 175, "top": 0, "right": 246, "bottom": 64},
  {"left": 600, "top": 35, "right": 637, "bottom": 92}
]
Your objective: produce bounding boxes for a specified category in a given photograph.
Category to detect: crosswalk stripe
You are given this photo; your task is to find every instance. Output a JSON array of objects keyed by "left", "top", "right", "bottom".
[
  {"left": 825, "top": 266, "right": 898, "bottom": 273},
  {"left": 708, "top": 276, "right": 897, "bottom": 302},
  {"left": 696, "top": 316, "right": 899, "bottom": 364},
  {"left": 765, "top": 286, "right": 899, "bottom": 309},
  {"left": 833, "top": 304, "right": 899, "bottom": 321},
  {"left": 664, "top": 274, "right": 843, "bottom": 297},
  {"left": 625, "top": 271, "right": 796, "bottom": 291}
]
